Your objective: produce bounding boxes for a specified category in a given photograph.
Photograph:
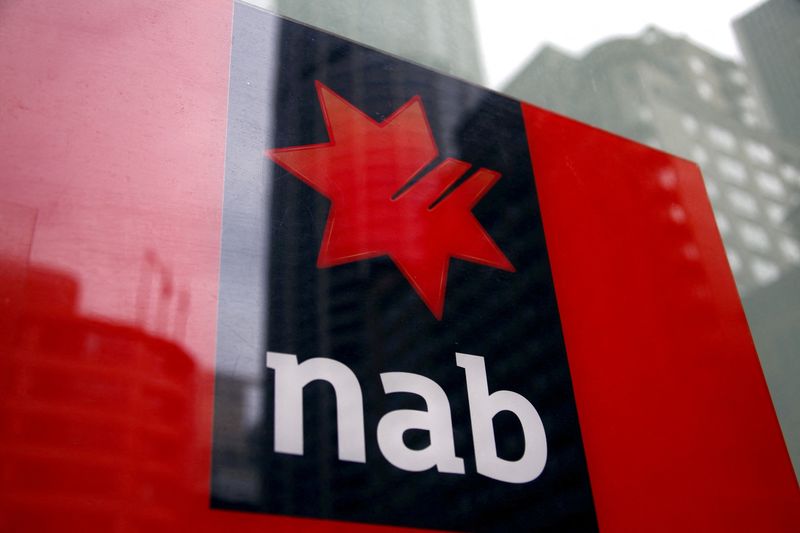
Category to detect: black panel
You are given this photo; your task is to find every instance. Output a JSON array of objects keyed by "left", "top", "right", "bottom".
[{"left": 212, "top": 4, "right": 596, "bottom": 531}]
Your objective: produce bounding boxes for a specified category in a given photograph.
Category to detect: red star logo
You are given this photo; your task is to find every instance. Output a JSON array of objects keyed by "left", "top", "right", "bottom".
[{"left": 267, "top": 81, "right": 514, "bottom": 319}]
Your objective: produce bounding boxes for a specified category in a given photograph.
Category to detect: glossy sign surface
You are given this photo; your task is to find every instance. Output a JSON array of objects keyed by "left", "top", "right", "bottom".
[{"left": 0, "top": 1, "right": 798, "bottom": 532}]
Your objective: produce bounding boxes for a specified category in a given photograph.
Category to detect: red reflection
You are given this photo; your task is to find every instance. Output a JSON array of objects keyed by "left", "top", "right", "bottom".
[
  {"left": 0, "top": 262, "right": 198, "bottom": 530},
  {"left": 0, "top": 2, "right": 231, "bottom": 531}
]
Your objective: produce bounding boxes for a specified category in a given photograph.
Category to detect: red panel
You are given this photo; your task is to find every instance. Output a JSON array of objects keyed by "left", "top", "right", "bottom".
[{"left": 523, "top": 103, "right": 800, "bottom": 532}]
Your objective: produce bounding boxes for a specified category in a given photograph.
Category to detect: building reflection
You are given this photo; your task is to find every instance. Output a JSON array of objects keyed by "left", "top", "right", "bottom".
[
  {"left": 0, "top": 258, "right": 199, "bottom": 531},
  {"left": 502, "top": 3, "right": 800, "bottom": 476},
  {"left": 504, "top": 25, "right": 800, "bottom": 296}
]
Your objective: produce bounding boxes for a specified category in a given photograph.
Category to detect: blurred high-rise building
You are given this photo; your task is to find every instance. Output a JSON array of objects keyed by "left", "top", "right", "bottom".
[
  {"left": 734, "top": 0, "right": 800, "bottom": 143},
  {"left": 503, "top": 26, "right": 800, "bottom": 297}
]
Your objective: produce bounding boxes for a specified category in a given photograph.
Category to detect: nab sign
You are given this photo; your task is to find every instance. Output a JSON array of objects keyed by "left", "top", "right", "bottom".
[{"left": 210, "top": 3, "right": 799, "bottom": 533}]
